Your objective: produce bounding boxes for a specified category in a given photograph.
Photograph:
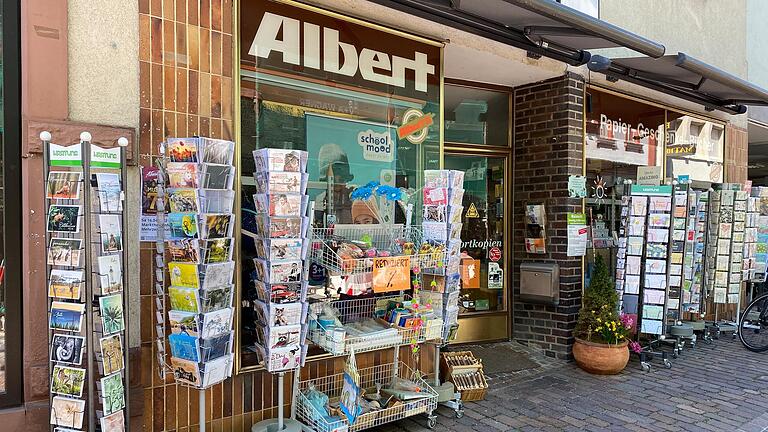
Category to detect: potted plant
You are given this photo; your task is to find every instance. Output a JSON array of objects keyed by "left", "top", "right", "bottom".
[{"left": 573, "top": 255, "right": 636, "bottom": 375}]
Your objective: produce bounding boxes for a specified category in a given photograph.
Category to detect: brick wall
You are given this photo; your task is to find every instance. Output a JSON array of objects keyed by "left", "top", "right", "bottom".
[
  {"left": 725, "top": 125, "right": 748, "bottom": 183},
  {"left": 512, "top": 73, "right": 585, "bottom": 360}
]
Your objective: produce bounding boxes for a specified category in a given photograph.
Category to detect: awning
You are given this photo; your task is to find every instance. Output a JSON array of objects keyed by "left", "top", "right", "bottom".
[
  {"left": 587, "top": 53, "right": 768, "bottom": 114},
  {"left": 369, "top": 0, "right": 665, "bottom": 65}
]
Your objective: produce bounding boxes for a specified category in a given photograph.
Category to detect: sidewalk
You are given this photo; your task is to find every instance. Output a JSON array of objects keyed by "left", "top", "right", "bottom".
[{"left": 387, "top": 337, "right": 768, "bottom": 432}]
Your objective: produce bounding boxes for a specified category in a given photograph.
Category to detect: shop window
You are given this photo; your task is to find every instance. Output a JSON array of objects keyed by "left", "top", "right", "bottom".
[
  {"left": 665, "top": 110, "right": 725, "bottom": 183},
  {"left": 444, "top": 83, "right": 510, "bottom": 146}
]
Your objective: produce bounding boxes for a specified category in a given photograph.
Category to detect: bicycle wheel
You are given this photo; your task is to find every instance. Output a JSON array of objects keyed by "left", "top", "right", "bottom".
[{"left": 739, "top": 294, "right": 768, "bottom": 353}]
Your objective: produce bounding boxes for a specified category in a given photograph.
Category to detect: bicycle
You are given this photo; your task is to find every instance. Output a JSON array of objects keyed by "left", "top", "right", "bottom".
[{"left": 738, "top": 293, "right": 768, "bottom": 352}]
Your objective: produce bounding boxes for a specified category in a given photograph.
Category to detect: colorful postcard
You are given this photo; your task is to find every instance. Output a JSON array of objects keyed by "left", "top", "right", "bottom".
[
  {"left": 629, "top": 217, "right": 645, "bottom": 236},
  {"left": 51, "top": 334, "right": 85, "bottom": 365},
  {"left": 631, "top": 196, "right": 648, "bottom": 215},
  {"left": 254, "top": 171, "right": 303, "bottom": 194},
  {"left": 649, "top": 196, "right": 672, "bottom": 212},
  {"left": 268, "top": 324, "right": 301, "bottom": 350},
  {"left": 201, "top": 333, "right": 231, "bottom": 362},
  {"left": 97, "top": 254, "right": 123, "bottom": 295},
  {"left": 201, "top": 285, "right": 233, "bottom": 312},
  {"left": 201, "top": 238, "right": 233, "bottom": 264},
  {"left": 167, "top": 137, "right": 199, "bottom": 162},
  {"left": 201, "top": 262, "right": 234, "bottom": 289},
  {"left": 49, "top": 269, "right": 84, "bottom": 299},
  {"left": 167, "top": 239, "right": 200, "bottom": 263},
  {"left": 253, "top": 193, "right": 305, "bottom": 217},
  {"left": 51, "top": 365, "right": 86, "bottom": 397},
  {"left": 47, "top": 171, "right": 82, "bottom": 200},
  {"left": 50, "top": 396, "right": 85, "bottom": 429},
  {"left": 47, "top": 205, "right": 82, "bottom": 233},
  {"left": 673, "top": 218, "right": 686, "bottom": 230},
  {"left": 718, "top": 239, "right": 731, "bottom": 255},
  {"left": 168, "top": 188, "right": 199, "bottom": 213},
  {"left": 169, "top": 286, "right": 200, "bottom": 313},
  {"left": 670, "top": 252, "right": 683, "bottom": 264},
  {"left": 95, "top": 173, "right": 123, "bottom": 212},
  {"left": 100, "top": 372, "right": 126, "bottom": 415},
  {"left": 100, "top": 409, "right": 125, "bottom": 432},
  {"left": 99, "top": 214, "right": 123, "bottom": 253},
  {"left": 645, "top": 259, "right": 667, "bottom": 274},
  {"left": 719, "top": 223, "right": 733, "bottom": 238},
  {"left": 643, "top": 305, "right": 665, "bottom": 320},
  {"left": 255, "top": 238, "right": 303, "bottom": 262},
  {"left": 201, "top": 138, "right": 235, "bottom": 165},
  {"left": 254, "top": 259, "right": 302, "bottom": 284},
  {"left": 253, "top": 148, "right": 305, "bottom": 172},
  {"left": 50, "top": 301, "right": 85, "bottom": 332},
  {"left": 166, "top": 162, "right": 199, "bottom": 188},
  {"left": 99, "top": 294, "right": 125, "bottom": 335},
  {"left": 648, "top": 213, "right": 670, "bottom": 227},
  {"left": 200, "top": 308, "right": 233, "bottom": 339},
  {"left": 264, "top": 347, "right": 301, "bottom": 372},
  {"left": 169, "top": 262, "right": 200, "bottom": 288},
  {"left": 99, "top": 334, "right": 125, "bottom": 375},
  {"left": 253, "top": 280, "right": 303, "bottom": 304},
  {"left": 171, "top": 357, "right": 200, "bottom": 386},
  {"left": 168, "top": 212, "right": 198, "bottom": 239},
  {"left": 169, "top": 311, "right": 199, "bottom": 337},
  {"left": 256, "top": 216, "right": 303, "bottom": 239},
  {"left": 48, "top": 238, "right": 82, "bottom": 267},
  {"left": 640, "top": 319, "right": 663, "bottom": 335},
  {"left": 169, "top": 333, "right": 200, "bottom": 361},
  {"left": 266, "top": 302, "right": 303, "bottom": 327},
  {"left": 201, "top": 163, "right": 235, "bottom": 190},
  {"left": 645, "top": 244, "right": 667, "bottom": 258},
  {"left": 201, "top": 214, "right": 233, "bottom": 239}
]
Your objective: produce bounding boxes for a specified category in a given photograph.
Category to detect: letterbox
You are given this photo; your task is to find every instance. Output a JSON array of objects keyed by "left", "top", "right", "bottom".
[{"left": 520, "top": 262, "right": 559, "bottom": 305}]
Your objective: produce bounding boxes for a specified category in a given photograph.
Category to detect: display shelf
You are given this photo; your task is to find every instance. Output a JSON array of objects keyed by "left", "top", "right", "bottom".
[{"left": 296, "top": 361, "right": 438, "bottom": 432}]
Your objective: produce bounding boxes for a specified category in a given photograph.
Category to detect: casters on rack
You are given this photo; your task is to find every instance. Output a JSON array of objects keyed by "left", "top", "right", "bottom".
[
  {"left": 426, "top": 414, "right": 438, "bottom": 429},
  {"left": 661, "top": 352, "right": 672, "bottom": 369},
  {"left": 672, "top": 347, "right": 679, "bottom": 359},
  {"left": 639, "top": 352, "right": 652, "bottom": 372}
]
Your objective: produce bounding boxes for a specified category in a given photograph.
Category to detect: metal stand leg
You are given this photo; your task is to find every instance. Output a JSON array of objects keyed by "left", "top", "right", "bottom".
[{"left": 200, "top": 389, "right": 206, "bottom": 432}]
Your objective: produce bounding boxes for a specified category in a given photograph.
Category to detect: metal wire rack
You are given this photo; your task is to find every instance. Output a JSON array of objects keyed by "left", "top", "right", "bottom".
[
  {"left": 296, "top": 361, "right": 439, "bottom": 431},
  {"left": 307, "top": 295, "right": 443, "bottom": 356}
]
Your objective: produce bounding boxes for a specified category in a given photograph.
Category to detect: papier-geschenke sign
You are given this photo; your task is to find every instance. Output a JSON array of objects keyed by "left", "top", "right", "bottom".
[{"left": 586, "top": 113, "right": 665, "bottom": 167}]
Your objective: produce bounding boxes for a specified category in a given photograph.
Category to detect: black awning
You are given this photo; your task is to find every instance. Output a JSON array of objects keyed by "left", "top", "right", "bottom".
[
  {"left": 369, "top": 0, "right": 665, "bottom": 65},
  {"left": 588, "top": 53, "right": 768, "bottom": 114}
]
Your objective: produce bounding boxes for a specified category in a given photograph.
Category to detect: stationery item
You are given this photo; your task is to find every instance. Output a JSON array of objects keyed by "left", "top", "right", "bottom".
[
  {"left": 51, "top": 396, "right": 85, "bottom": 429},
  {"left": 643, "top": 289, "right": 666, "bottom": 305},
  {"left": 626, "top": 256, "right": 641, "bottom": 275},
  {"left": 640, "top": 319, "right": 663, "bottom": 334},
  {"left": 253, "top": 171, "right": 305, "bottom": 194},
  {"left": 629, "top": 217, "right": 646, "bottom": 236},
  {"left": 167, "top": 239, "right": 201, "bottom": 263},
  {"left": 199, "top": 189, "right": 235, "bottom": 213},
  {"left": 47, "top": 171, "right": 83, "bottom": 200},
  {"left": 169, "top": 333, "right": 200, "bottom": 361},
  {"left": 648, "top": 213, "right": 670, "bottom": 227},
  {"left": 631, "top": 196, "right": 648, "bottom": 215},
  {"left": 166, "top": 162, "right": 199, "bottom": 188},
  {"left": 99, "top": 334, "right": 125, "bottom": 375},
  {"left": 253, "top": 193, "right": 307, "bottom": 217},
  {"left": 48, "top": 238, "right": 83, "bottom": 267},
  {"left": 100, "top": 372, "right": 126, "bottom": 415},
  {"left": 200, "top": 238, "right": 234, "bottom": 264},
  {"left": 51, "top": 334, "right": 85, "bottom": 365},
  {"left": 670, "top": 252, "right": 683, "bottom": 264},
  {"left": 171, "top": 357, "right": 201, "bottom": 386},
  {"left": 644, "top": 274, "right": 667, "bottom": 289},
  {"left": 99, "top": 294, "right": 125, "bottom": 335},
  {"left": 647, "top": 229, "right": 669, "bottom": 243},
  {"left": 47, "top": 205, "right": 82, "bottom": 233},
  {"left": 50, "top": 302, "right": 85, "bottom": 332},
  {"left": 100, "top": 409, "right": 126, "bottom": 432},
  {"left": 169, "top": 311, "right": 200, "bottom": 337},
  {"left": 200, "top": 308, "right": 234, "bottom": 339},
  {"left": 253, "top": 148, "right": 306, "bottom": 173},
  {"left": 201, "top": 333, "right": 232, "bottom": 362},
  {"left": 167, "top": 138, "right": 199, "bottom": 162},
  {"left": 645, "top": 259, "right": 667, "bottom": 274},
  {"left": 200, "top": 262, "right": 235, "bottom": 289},
  {"left": 167, "top": 188, "right": 199, "bottom": 213},
  {"left": 99, "top": 214, "right": 123, "bottom": 253},
  {"left": 201, "top": 164, "right": 236, "bottom": 190},
  {"left": 200, "top": 138, "right": 235, "bottom": 165},
  {"left": 169, "top": 262, "right": 200, "bottom": 288},
  {"left": 51, "top": 365, "right": 86, "bottom": 397},
  {"left": 643, "top": 305, "right": 664, "bottom": 320},
  {"left": 48, "top": 269, "right": 84, "bottom": 299},
  {"left": 200, "top": 285, "right": 234, "bottom": 313},
  {"left": 169, "top": 286, "right": 201, "bottom": 313},
  {"left": 627, "top": 237, "right": 644, "bottom": 255},
  {"left": 97, "top": 255, "right": 123, "bottom": 295},
  {"left": 201, "top": 214, "right": 233, "bottom": 239},
  {"left": 649, "top": 196, "right": 672, "bottom": 212},
  {"left": 624, "top": 275, "right": 641, "bottom": 294},
  {"left": 201, "top": 355, "right": 233, "bottom": 387},
  {"left": 167, "top": 212, "right": 199, "bottom": 239},
  {"left": 645, "top": 244, "right": 667, "bottom": 258}
]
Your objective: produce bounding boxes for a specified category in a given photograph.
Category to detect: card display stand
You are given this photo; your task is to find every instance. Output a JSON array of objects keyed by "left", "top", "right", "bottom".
[
  {"left": 43, "top": 131, "right": 130, "bottom": 432},
  {"left": 681, "top": 189, "right": 710, "bottom": 315},
  {"left": 750, "top": 187, "right": 768, "bottom": 284}
]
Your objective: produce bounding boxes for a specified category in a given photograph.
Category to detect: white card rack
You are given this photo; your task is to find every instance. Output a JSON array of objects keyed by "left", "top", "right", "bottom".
[{"left": 42, "top": 131, "right": 130, "bottom": 432}]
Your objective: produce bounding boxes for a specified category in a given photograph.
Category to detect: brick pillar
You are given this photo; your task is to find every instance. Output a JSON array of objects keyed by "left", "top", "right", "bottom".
[
  {"left": 512, "top": 73, "right": 585, "bottom": 360},
  {"left": 725, "top": 124, "right": 748, "bottom": 183}
]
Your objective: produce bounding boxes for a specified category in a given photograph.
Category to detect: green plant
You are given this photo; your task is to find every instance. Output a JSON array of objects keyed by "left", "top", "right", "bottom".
[{"left": 574, "top": 255, "right": 631, "bottom": 345}]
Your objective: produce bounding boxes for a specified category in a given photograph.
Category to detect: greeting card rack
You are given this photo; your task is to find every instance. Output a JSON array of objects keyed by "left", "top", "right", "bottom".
[
  {"left": 155, "top": 137, "right": 238, "bottom": 432},
  {"left": 42, "top": 131, "right": 130, "bottom": 432}
]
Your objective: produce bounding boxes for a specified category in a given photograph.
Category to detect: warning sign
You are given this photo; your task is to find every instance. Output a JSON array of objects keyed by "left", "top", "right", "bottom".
[
  {"left": 489, "top": 247, "right": 501, "bottom": 262},
  {"left": 466, "top": 203, "right": 479, "bottom": 218}
]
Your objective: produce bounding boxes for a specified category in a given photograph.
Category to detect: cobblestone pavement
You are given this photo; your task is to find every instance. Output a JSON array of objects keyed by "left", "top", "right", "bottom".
[{"left": 383, "top": 337, "right": 768, "bottom": 432}]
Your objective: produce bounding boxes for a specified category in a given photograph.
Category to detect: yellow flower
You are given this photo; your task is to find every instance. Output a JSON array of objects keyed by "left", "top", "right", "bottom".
[{"left": 597, "top": 317, "right": 602, "bottom": 322}]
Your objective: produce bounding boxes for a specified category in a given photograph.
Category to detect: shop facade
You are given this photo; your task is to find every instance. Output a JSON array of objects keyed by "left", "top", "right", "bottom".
[{"left": 0, "top": 0, "right": 762, "bottom": 431}]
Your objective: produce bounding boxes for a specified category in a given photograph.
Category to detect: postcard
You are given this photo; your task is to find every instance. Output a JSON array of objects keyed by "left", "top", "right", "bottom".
[
  {"left": 720, "top": 208, "right": 733, "bottom": 223},
  {"left": 167, "top": 212, "right": 199, "bottom": 239},
  {"left": 167, "top": 239, "right": 200, "bottom": 263},
  {"left": 168, "top": 188, "right": 199, "bottom": 213},
  {"left": 201, "top": 355, "right": 232, "bottom": 387},
  {"left": 721, "top": 190, "right": 735, "bottom": 206},
  {"left": 648, "top": 213, "right": 670, "bottom": 227},
  {"left": 51, "top": 334, "right": 85, "bottom": 365},
  {"left": 424, "top": 170, "right": 450, "bottom": 189},
  {"left": 643, "top": 305, "right": 665, "bottom": 320},
  {"left": 627, "top": 237, "right": 644, "bottom": 255},
  {"left": 49, "top": 269, "right": 84, "bottom": 300},
  {"left": 631, "top": 196, "right": 648, "bottom": 215},
  {"left": 253, "top": 193, "right": 307, "bottom": 218},
  {"left": 671, "top": 241, "right": 685, "bottom": 253},
  {"left": 47, "top": 171, "right": 82, "bottom": 200},
  {"left": 715, "top": 271, "right": 728, "bottom": 286},
  {"left": 669, "top": 275, "right": 682, "bottom": 287},
  {"left": 201, "top": 333, "right": 232, "bottom": 362},
  {"left": 201, "top": 214, "right": 233, "bottom": 239},
  {"left": 422, "top": 221, "right": 448, "bottom": 243},
  {"left": 253, "top": 280, "right": 304, "bottom": 304},
  {"left": 645, "top": 259, "right": 667, "bottom": 274},
  {"left": 51, "top": 365, "right": 86, "bottom": 397},
  {"left": 201, "top": 285, "right": 233, "bottom": 313},
  {"left": 643, "top": 289, "right": 666, "bottom": 305},
  {"left": 253, "top": 148, "right": 306, "bottom": 173},
  {"left": 255, "top": 238, "right": 304, "bottom": 262},
  {"left": 171, "top": 357, "right": 201, "bottom": 386},
  {"left": 95, "top": 173, "right": 123, "bottom": 212},
  {"left": 264, "top": 346, "right": 302, "bottom": 372},
  {"left": 50, "top": 396, "right": 85, "bottom": 429},
  {"left": 201, "top": 262, "right": 235, "bottom": 290},
  {"left": 50, "top": 302, "right": 85, "bottom": 332},
  {"left": 200, "top": 308, "right": 233, "bottom": 339},
  {"left": 97, "top": 255, "right": 123, "bottom": 295},
  {"left": 254, "top": 259, "right": 302, "bottom": 284},
  {"left": 254, "top": 171, "right": 307, "bottom": 195},
  {"left": 717, "top": 255, "right": 730, "bottom": 271},
  {"left": 735, "top": 210, "right": 746, "bottom": 222},
  {"left": 199, "top": 189, "right": 235, "bottom": 213},
  {"left": 201, "top": 238, "right": 233, "bottom": 264},
  {"left": 734, "top": 221, "right": 745, "bottom": 232},
  {"left": 670, "top": 252, "right": 683, "bottom": 264},
  {"left": 718, "top": 239, "right": 731, "bottom": 255},
  {"left": 100, "top": 372, "right": 125, "bottom": 415},
  {"left": 713, "top": 287, "right": 726, "bottom": 303},
  {"left": 673, "top": 218, "right": 686, "bottom": 230},
  {"left": 629, "top": 217, "right": 645, "bottom": 236},
  {"left": 48, "top": 238, "right": 82, "bottom": 267},
  {"left": 644, "top": 274, "right": 667, "bottom": 289},
  {"left": 645, "top": 244, "right": 667, "bottom": 259},
  {"left": 166, "top": 162, "right": 199, "bottom": 188},
  {"left": 197, "top": 138, "right": 234, "bottom": 165},
  {"left": 626, "top": 256, "right": 642, "bottom": 275},
  {"left": 47, "top": 205, "right": 82, "bottom": 233},
  {"left": 267, "top": 324, "right": 301, "bottom": 350},
  {"left": 201, "top": 163, "right": 235, "bottom": 190},
  {"left": 99, "top": 214, "right": 123, "bottom": 253},
  {"left": 649, "top": 196, "right": 672, "bottom": 212},
  {"left": 647, "top": 228, "right": 669, "bottom": 243},
  {"left": 169, "top": 262, "right": 200, "bottom": 288},
  {"left": 640, "top": 319, "right": 663, "bottom": 335},
  {"left": 719, "top": 223, "right": 733, "bottom": 238},
  {"left": 260, "top": 301, "right": 303, "bottom": 327},
  {"left": 167, "top": 137, "right": 198, "bottom": 162},
  {"left": 169, "top": 311, "right": 199, "bottom": 337},
  {"left": 100, "top": 409, "right": 125, "bottom": 432},
  {"left": 169, "top": 333, "right": 200, "bottom": 361},
  {"left": 169, "top": 286, "right": 200, "bottom": 313},
  {"left": 99, "top": 294, "right": 125, "bottom": 335},
  {"left": 625, "top": 275, "right": 640, "bottom": 295},
  {"left": 99, "top": 334, "right": 124, "bottom": 375}
]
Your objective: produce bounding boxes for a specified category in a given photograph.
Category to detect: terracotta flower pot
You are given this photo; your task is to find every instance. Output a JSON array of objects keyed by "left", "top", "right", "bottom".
[{"left": 573, "top": 338, "right": 629, "bottom": 375}]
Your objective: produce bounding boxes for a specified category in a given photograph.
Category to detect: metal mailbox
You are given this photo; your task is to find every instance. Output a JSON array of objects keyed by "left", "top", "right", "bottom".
[{"left": 520, "top": 262, "right": 559, "bottom": 305}]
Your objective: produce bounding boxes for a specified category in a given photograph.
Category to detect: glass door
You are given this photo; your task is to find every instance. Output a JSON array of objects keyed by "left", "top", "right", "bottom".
[{"left": 444, "top": 152, "right": 510, "bottom": 342}]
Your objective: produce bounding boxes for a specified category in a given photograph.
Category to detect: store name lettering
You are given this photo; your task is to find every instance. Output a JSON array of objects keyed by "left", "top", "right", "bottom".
[
  {"left": 93, "top": 151, "right": 118, "bottom": 159},
  {"left": 599, "top": 114, "right": 670, "bottom": 141},
  {"left": 250, "top": 12, "right": 435, "bottom": 92},
  {"left": 52, "top": 149, "right": 79, "bottom": 157},
  {"left": 461, "top": 239, "right": 502, "bottom": 249}
]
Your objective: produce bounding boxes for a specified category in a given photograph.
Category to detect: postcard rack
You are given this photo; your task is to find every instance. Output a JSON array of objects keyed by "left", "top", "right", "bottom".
[{"left": 42, "top": 131, "right": 130, "bottom": 432}]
